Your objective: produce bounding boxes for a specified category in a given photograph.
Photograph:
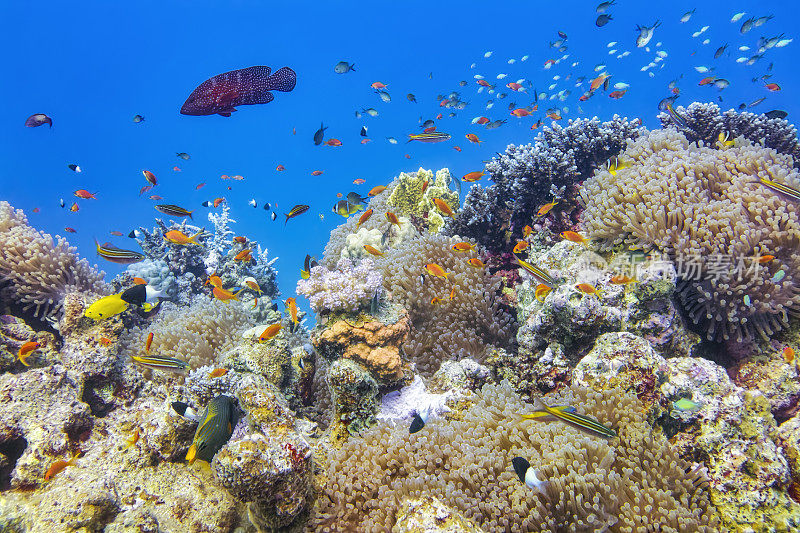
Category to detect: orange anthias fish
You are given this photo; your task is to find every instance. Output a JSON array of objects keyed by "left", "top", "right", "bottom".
[
  {"left": 513, "top": 241, "right": 529, "bottom": 254},
  {"left": 386, "top": 212, "right": 401, "bottom": 227},
  {"left": 510, "top": 108, "right": 532, "bottom": 117},
  {"left": 213, "top": 286, "right": 244, "bottom": 303},
  {"left": 764, "top": 83, "right": 781, "bottom": 92},
  {"left": 99, "top": 337, "right": 113, "bottom": 346},
  {"left": 371, "top": 82, "right": 387, "bottom": 89},
  {"left": 465, "top": 133, "right": 482, "bottom": 144},
  {"left": 424, "top": 263, "right": 449, "bottom": 280},
  {"left": 311, "top": 170, "right": 324, "bottom": 176},
  {"left": 173, "top": 166, "right": 181, "bottom": 172},
  {"left": 353, "top": 178, "right": 366, "bottom": 185},
  {"left": 476, "top": 79, "right": 493, "bottom": 88},
  {"left": 357, "top": 209, "right": 373, "bottom": 227},
  {"left": 698, "top": 76, "right": 716, "bottom": 86},
  {"left": 149, "top": 195, "right": 163, "bottom": 201},
  {"left": 782, "top": 346, "right": 795, "bottom": 364},
  {"left": 209, "top": 368, "right": 228, "bottom": 379},
  {"left": 363, "top": 244, "right": 383, "bottom": 256},
  {"left": 547, "top": 112, "right": 562, "bottom": 120},
  {"left": 590, "top": 74, "right": 609, "bottom": 92},
  {"left": 369, "top": 185, "right": 387, "bottom": 196},
  {"left": 758, "top": 255, "right": 775, "bottom": 264},
  {"left": 560, "top": 230, "right": 588, "bottom": 245},
  {"left": 196, "top": 182, "right": 206, "bottom": 190},
  {"left": 468, "top": 258, "right": 485, "bottom": 268},
  {"left": 123, "top": 428, "right": 140, "bottom": 451},
  {"left": 259, "top": 323, "right": 282, "bottom": 342},
  {"left": 476, "top": 117, "right": 490, "bottom": 124},
  {"left": 18, "top": 341, "right": 39, "bottom": 366},
  {"left": 453, "top": 146, "right": 462, "bottom": 152},
  {"left": 285, "top": 297, "right": 298, "bottom": 325},
  {"left": 576, "top": 283, "right": 602, "bottom": 295},
  {"left": 213, "top": 198, "right": 225, "bottom": 208},
  {"left": 536, "top": 201, "right": 558, "bottom": 217},
  {"left": 523, "top": 225, "right": 533, "bottom": 238},
  {"left": 535, "top": 284, "right": 553, "bottom": 302},
  {"left": 433, "top": 198, "right": 455, "bottom": 218},
  {"left": 325, "top": 139, "right": 343, "bottom": 147},
  {"left": 64, "top": 227, "right": 76, "bottom": 233},
  {"left": 145, "top": 332, "right": 154, "bottom": 353},
  {"left": 205, "top": 274, "right": 223, "bottom": 288},
  {"left": 423, "top": 126, "right": 437, "bottom": 133},
  {"left": 233, "top": 236, "right": 247, "bottom": 244},
  {"left": 507, "top": 82, "right": 524, "bottom": 91},
  {"left": 164, "top": 229, "right": 203, "bottom": 245},
  {"left": 234, "top": 249, "right": 253, "bottom": 262},
  {"left": 110, "top": 231, "right": 124, "bottom": 237},
  {"left": 45, "top": 453, "right": 80, "bottom": 481},
  {"left": 610, "top": 274, "right": 636, "bottom": 285},
  {"left": 462, "top": 171, "right": 484, "bottom": 182},
  {"left": 452, "top": 242, "right": 475, "bottom": 252},
  {"left": 421, "top": 180, "right": 430, "bottom": 194},
  {"left": 74, "top": 190, "right": 97, "bottom": 199},
  {"left": 142, "top": 170, "right": 157, "bottom": 186}
]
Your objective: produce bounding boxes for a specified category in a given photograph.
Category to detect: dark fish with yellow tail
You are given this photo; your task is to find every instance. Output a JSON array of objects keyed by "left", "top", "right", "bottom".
[
  {"left": 131, "top": 353, "right": 189, "bottom": 373},
  {"left": 521, "top": 398, "right": 617, "bottom": 439},
  {"left": 155, "top": 204, "right": 194, "bottom": 219},
  {"left": 407, "top": 131, "right": 451, "bottom": 143},
  {"left": 95, "top": 239, "right": 145, "bottom": 264},
  {"left": 285, "top": 204, "right": 309, "bottom": 225},
  {"left": 186, "top": 395, "right": 236, "bottom": 465}
]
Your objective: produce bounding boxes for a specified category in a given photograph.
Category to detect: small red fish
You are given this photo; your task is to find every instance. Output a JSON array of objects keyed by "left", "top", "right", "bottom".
[
  {"left": 453, "top": 146, "right": 462, "bottom": 152},
  {"left": 70, "top": 203, "right": 79, "bottom": 212},
  {"left": 336, "top": 192, "right": 343, "bottom": 198},
  {"left": 510, "top": 108, "right": 532, "bottom": 117},
  {"left": 196, "top": 182, "right": 206, "bottom": 190},
  {"left": 435, "top": 113, "right": 443, "bottom": 120},
  {"left": 423, "top": 126, "right": 437, "bottom": 133},
  {"left": 698, "top": 77, "right": 716, "bottom": 86},
  {"left": 608, "top": 90, "right": 627, "bottom": 99},
  {"left": 173, "top": 166, "right": 181, "bottom": 172},
  {"left": 360, "top": 138, "right": 371, "bottom": 144},
  {"left": 149, "top": 195, "right": 163, "bottom": 201},
  {"left": 180, "top": 65, "right": 297, "bottom": 117},
  {"left": 311, "top": 170, "right": 323, "bottom": 176},
  {"left": 579, "top": 92, "right": 593, "bottom": 102},
  {"left": 404, "top": 154, "right": 411, "bottom": 159},
  {"left": 476, "top": 117, "right": 490, "bottom": 125},
  {"left": 145, "top": 332, "right": 154, "bottom": 353},
  {"left": 325, "top": 139, "right": 342, "bottom": 146},
  {"left": 765, "top": 83, "right": 781, "bottom": 92},
  {"left": 353, "top": 178, "right": 366, "bottom": 185},
  {"left": 371, "top": 81, "right": 387, "bottom": 89},
  {"left": 465, "top": 133, "right": 481, "bottom": 144},
  {"left": 213, "top": 198, "right": 224, "bottom": 208},
  {"left": 506, "top": 82, "right": 523, "bottom": 91},
  {"left": 110, "top": 231, "right": 123, "bottom": 236},
  {"left": 476, "top": 79, "right": 493, "bottom": 87},
  {"left": 142, "top": 170, "right": 157, "bottom": 186},
  {"left": 276, "top": 164, "right": 286, "bottom": 171},
  {"left": 74, "top": 190, "right": 97, "bottom": 199},
  {"left": 544, "top": 59, "right": 556, "bottom": 67},
  {"left": 64, "top": 227, "right": 76, "bottom": 233},
  {"left": 139, "top": 185, "right": 153, "bottom": 196},
  {"left": 32, "top": 208, "right": 40, "bottom": 213}
]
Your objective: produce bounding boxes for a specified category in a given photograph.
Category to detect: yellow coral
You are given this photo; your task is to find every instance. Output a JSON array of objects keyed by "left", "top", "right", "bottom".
[{"left": 387, "top": 168, "right": 458, "bottom": 234}]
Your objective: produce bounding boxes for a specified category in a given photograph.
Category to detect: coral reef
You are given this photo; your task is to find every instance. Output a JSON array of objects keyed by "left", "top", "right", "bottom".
[
  {"left": 387, "top": 167, "right": 459, "bottom": 234},
  {"left": 311, "top": 380, "right": 721, "bottom": 531},
  {"left": 448, "top": 116, "right": 643, "bottom": 251},
  {"left": 580, "top": 127, "right": 800, "bottom": 341},
  {"left": 0, "top": 201, "right": 108, "bottom": 321},
  {"left": 297, "top": 258, "right": 382, "bottom": 314},
  {"left": 659, "top": 101, "right": 800, "bottom": 166}
]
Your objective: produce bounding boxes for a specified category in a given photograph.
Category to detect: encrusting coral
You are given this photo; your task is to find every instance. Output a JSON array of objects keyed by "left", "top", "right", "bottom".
[
  {"left": 387, "top": 167, "right": 459, "bottom": 234},
  {"left": 0, "top": 201, "right": 108, "bottom": 321},
  {"left": 580, "top": 127, "right": 800, "bottom": 341},
  {"left": 310, "top": 380, "right": 721, "bottom": 532}
]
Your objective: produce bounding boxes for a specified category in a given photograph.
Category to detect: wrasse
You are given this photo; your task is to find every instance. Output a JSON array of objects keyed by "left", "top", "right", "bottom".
[
  {"left": 131, "top": 353, "right": 189, "bottom": 373},
  {"left": 407, "top": 132, "right": 451, "bottom": 143},
  {"left": 284, "top": 204, "right": 310, "bottom": 225},
  {"left": 665, "top": 102, "right": 689, "bottom": 130},
  {"left": 760, "top": 177, "right": 800, "bottom": 202},
  {"left": 516, "top": 257, "right": 554, "bottom": 287},
  {"left": 521, "top": 398, "right": 617, "bottom": 439},
  {"left": 155, "top": 204, "right": 194, "bottom": 219},
  {"left": 95, "top": 239, "right": 145, "bottom": 264}
]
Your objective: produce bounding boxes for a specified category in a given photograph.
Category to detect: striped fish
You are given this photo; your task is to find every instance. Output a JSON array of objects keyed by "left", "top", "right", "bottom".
[
  {"left": 516, "top": 257, "right": 555, "bottom": 287},
  {"left": 130, "top": 353, "right": 189, "bottom": 373},
  {"left": 284, "top": 204, "right": 310, "bottom": 225},
  {"left": 155, "top": 204, "right": 194, "bottom": 219},
  {"left": 94, "top": 239, "right": 145, "bottom": 264},
  {"left": 760, "top": 177, "right": 800, "bottom": 202},
  {"left": 186, "top": 395, "right": 235, "bottom": 465},
  {"left": 522, "top": 398, "right": 617, "bottom": 439},
  {"left": 665, "top": 102, "right": 689, "bottom": 130},
  {"left": 407, "top": 132, "right": 452, "bottom": 143}
]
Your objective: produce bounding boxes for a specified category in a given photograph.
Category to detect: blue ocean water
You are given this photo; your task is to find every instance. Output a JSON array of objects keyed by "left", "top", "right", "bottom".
[{"left": 2, "top": 0, "right": 796, "bottom": 316}]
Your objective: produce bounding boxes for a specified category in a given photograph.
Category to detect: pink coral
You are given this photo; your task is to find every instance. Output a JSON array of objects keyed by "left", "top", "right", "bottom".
[{"left": 296, "top": 258, "right": 382, "bottom": 313}]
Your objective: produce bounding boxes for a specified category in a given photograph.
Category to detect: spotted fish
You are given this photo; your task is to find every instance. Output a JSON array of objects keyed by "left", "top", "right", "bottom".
[{"left": 180, "top": 65, "right": 297, "bottom": 117}]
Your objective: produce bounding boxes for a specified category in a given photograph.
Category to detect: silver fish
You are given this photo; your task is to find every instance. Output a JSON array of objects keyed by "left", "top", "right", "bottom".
[{"left": 635, "top": 20, "right": 661, "bottom": 47}]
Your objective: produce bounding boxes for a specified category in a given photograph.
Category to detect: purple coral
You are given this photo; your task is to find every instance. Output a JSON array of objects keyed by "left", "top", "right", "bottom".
[
  {"left": 296, "top": 258, "right": 382, "bottom": 313},
  {"left": 447, "top": 116, "right": 643, "bottom": 252}
]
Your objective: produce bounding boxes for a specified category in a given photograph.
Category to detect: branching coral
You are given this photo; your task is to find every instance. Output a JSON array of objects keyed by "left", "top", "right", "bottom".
[
  {"left": 659, "top": 102, "right": 800, "bottom": 166},
  {"left": 120, "top": 296, "right": 254, "bottom": 369},
  {"left": 374, "top": 233, "right": 515, "bottom": 375},
  {"left": 447, "top": 116, "right": 643, "bottom": 251},
  {"left": 310, "top": 380, "right": 720, "bottom": 532},
  {"left": 296, "top": 258, "right": 382, "bottom": 314},
  {"left": 580, "top": 128, "right": 800, "bottom": 341},
  {"left": 0, "top": 201, "right": 108, "bottom": 320}
]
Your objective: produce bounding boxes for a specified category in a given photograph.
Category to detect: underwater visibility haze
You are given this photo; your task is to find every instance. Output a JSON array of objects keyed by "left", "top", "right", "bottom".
[{"left": 3, "top": 0, "right": 800, "bottom": 530}]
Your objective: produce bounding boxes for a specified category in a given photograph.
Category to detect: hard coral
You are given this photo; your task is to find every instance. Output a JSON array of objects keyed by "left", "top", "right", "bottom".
[
  {"left": 387, "top": 167, "right": 459, "bottom": 234},
  {"left": 447, "top": 116, "right": 643, "bottom": 252},
  {"left": 296, "top": 258, "right": 382, "bottom": 314},
  {"left": 0, "top": 201, "right": 108, "bottom": 320},
  {"left": 580, "top": 128, "right": 800, "bottom": 341}
]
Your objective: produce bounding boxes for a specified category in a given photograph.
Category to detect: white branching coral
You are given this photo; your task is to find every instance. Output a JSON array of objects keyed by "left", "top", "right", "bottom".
[
  {"left": 205, "top": 203, "right": 236, "bottom": 274},
  {"left": 296, "top": 258, "right": 382, "bottom": 313},
  {"left": 0, "top": 201, "right": 108, "bottom": 319},
  {"left": 580, "top": 128, "right": 800, "bottom": 341}
]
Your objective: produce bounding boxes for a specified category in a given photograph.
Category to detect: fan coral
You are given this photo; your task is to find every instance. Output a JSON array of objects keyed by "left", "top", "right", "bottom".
[
  {"left": 0, "top": 201, "right": 108, "bottom": 320},
  {"left": 296, "top": 258, "right": 382, "bottom": 314},
  {"left": 386, "top": 167, "right": 459, "bottom": 234},
  {"left": 659, "top": 101, "right": 800, "bottom": 166},
  {"left": 310, "top": 380, "right": 720, "bottom": 531},
  {"left": 120, "top": 296, "right": 254, "bottom": 369},
  {"left": 447, "top": 116, "right": 643, "bottom": 251},
  {"left": 373, "top": 233, "right": 516, "bottom": 375},
  {"left": 580, "top": 128, "right": 800, "bottom": 341}
]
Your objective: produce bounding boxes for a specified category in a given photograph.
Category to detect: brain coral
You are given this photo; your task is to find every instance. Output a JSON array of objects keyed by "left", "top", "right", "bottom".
[
  {"left": 311, "top": 380, "right": 720, "bottom": 532},
  {"left": 580, "top": 128, "right": 800, "bottom": 341},
  {"left": 120, "top": 296, "right": 254, "bottom": 369},
  {"left": 374, "top": 233, "right": 515, "bottom": 375},
  {"left": 0, "top": 201, "right": 108, "bottom": 319},
  {"left": 447, "top": 116, "right": 643, "bottom": 252}
]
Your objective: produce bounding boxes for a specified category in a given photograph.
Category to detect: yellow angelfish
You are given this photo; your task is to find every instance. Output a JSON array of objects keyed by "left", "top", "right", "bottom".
[{"left": 84, "top": 292, "right": 129, "bottom": 321}]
